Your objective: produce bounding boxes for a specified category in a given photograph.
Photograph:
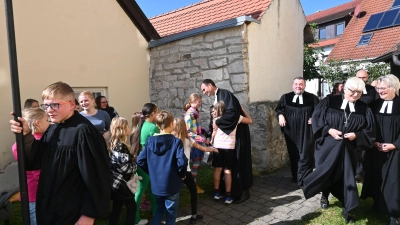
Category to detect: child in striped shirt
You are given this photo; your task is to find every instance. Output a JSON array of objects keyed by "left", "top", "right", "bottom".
[{"left": 211, "top": 101, "right": 252, "bottom": 204}]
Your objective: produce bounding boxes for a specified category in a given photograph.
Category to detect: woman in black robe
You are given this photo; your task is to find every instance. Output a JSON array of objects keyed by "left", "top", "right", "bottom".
[
  {"left": 361, "top": 75, "right": 400, "bottom": 225},
  {"left": 302, "top": 77, "right": 375, "bottom": 223}
]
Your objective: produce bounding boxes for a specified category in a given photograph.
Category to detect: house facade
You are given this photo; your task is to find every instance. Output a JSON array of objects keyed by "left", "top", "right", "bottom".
[
  {"left": 0, "top": 0, "right": 159, "bottom": 169},
  {"left": 305, "top": 0, "right": 360, "bottom": 96},
  {"left": 148, "top": 0, "right": 307, "bottom": 172},
  {"left": 328, "top": 0, "right": 400, "bottom": 78}
]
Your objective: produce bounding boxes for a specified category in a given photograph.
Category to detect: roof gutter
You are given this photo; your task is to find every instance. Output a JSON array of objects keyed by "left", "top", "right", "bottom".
[
  {"left": 148, "top": 15, "right": 260, "bottom": 48},
  {"left": 371, "top": 44, "right": 400, "bottom": 65},
  {"left": 392, "top": 44, "right": 400, "bottom": 66}
]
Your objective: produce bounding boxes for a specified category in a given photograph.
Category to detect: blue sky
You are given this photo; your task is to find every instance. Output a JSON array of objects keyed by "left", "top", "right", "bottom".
[{"left": 136, "top": 0, "right": 352, "bottom": 18}]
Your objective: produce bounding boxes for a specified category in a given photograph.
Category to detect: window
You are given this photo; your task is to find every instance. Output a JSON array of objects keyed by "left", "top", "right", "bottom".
[
  {"left": 363, "top": 12, "right": 384, "bottom": 32},
  {"left": 319, "top": 27, "right": 326, "bottom": 39},
  {"left": 357, "top": 33, "right": 374, "bottom": 46},
  {"left": 336, "top": 23, "right": 344, "bottom": 36},
  {"left": 73, "top": 87, "right": 108, "bottom": 101}
]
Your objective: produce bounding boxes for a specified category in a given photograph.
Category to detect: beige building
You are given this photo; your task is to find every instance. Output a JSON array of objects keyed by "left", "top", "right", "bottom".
[
  {"left": 0, "top": 0, "right": 159, "bottom": 169},
  {"left": 148, "top": 0, "right": 307, "bottom": 172}
]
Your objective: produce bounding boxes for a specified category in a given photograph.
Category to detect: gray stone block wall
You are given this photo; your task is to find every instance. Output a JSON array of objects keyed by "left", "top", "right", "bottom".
[{"left": 149, "top": 26, "right": 288, "bottom": 173}]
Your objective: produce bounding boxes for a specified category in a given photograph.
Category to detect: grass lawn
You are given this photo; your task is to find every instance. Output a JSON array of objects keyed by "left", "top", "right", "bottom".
[
  {"left": 7, "top": 164, "right": 215, "bottom": 224},
  {"left": 297, "top": 183, "right": 390, "bottom": 225}
]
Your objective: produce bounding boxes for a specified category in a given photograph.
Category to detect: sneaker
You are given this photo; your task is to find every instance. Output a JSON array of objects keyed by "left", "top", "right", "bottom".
[
  {"left": 196, "top": 185, "right": 204, "bottom": 194},
  {"left": 389, "top": 218, "right": 400, "bottom": 225},
  {"left": 136, "top": 219, "right": 148, "bottom": 225},
  {"left": 224, "top": 196, "right": 233, "bottom": 204},
  {"left": 320, "top": 195, "right": 329, "bottom": 209},
  {"left": 190, "top": 215, "right": 203, "bottom": 224},
  {"left": 214, "top": 192, "right": 222, "bottom": 200}
]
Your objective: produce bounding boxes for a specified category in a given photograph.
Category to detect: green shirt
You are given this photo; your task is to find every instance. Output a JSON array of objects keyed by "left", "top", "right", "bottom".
[{"left": 140, "top": 120, "right": 160, "bottom": 147}]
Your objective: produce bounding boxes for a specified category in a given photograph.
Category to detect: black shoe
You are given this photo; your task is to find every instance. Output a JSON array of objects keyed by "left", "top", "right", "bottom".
[
  {"left": 190, "top": 215, "right": 203, "bottom": 224},
  {"left": 233, "top": 190, "right": 250, "bottom": 204},
  {"left": 388, "top": 218, "right": 399, "bottom": 225},
  {"left": 342, "top": 211, "right": 355, "bottom": 224},
  {"left": 320, "top": 195, "right": 329, "bottom": 209}
]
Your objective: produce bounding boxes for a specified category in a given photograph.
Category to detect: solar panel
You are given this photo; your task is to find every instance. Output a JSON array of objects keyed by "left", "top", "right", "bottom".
[
  {"left": 357, "top": 33, "right": 374, "bottom": 46},
  {"left": 394, "top": 10, "right": 400, "bottom": 25},
  {"left": 377, "top": 8, "right": 400, "bottom": 28},
  {"left": 363, "top": 12, "right": 385, "bottom": 32},
  {"left": 393, "top": 0, "right": 400, "bottom": 8}
]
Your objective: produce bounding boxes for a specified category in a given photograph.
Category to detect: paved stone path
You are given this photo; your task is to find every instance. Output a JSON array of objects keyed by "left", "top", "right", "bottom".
[{"left": 174, "top": 167, "right": 321, "bottom": 225}]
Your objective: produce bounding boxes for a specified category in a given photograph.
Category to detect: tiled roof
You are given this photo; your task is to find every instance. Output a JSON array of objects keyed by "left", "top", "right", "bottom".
[
  {"left": 310, "top": 38, "right": 340, "bottom": 48},
  {"left": 149, "top": 0, "right": 272, "bottom": 37},
  {"left": 328, "top": 0, "right": 400, "bottom": 61},
  {"left": 306, "top": 0, "right": 359, "bottom": 24}
]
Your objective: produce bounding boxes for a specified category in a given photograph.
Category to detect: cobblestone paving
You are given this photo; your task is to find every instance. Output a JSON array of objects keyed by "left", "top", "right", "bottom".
[{"left": 174, "top": 167, "right": 321, "bottom": 225}]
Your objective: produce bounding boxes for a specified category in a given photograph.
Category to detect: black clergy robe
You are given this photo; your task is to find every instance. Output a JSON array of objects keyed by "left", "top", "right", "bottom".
[
  {"left": 302, "top": 95, "right": 375, "bottom": 214},
  {"left": 275, "top": 91, "right": 319, "bottom": 186},
  {"left": 24, "top": 111, "right": 111, "bottom": 225},
  {"left": 359, "top": 84, "right": 379, "bottom": 104},
  {"left": 361, "top": 95, "right": 400, "bottom": 218},
  {"left": 356, "top": 84, "right": 379, "bottom": 175},
  {"left": 215, "top": 88, "right": 253, "bottom": 200}
]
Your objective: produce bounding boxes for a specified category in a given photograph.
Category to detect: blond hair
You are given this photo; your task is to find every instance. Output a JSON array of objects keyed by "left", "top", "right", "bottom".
[
  {"left": 42, "top": 82, "right": 75, "bottom": 101},
  {"left": 22, "top": 108, "right": 47, "bottom": 133},
  {"left": 183, "top": 93, "right": 202, "bottom": 111},
  {"left": 214, "top": 101, "right": 226, "bottom": 117},
  {"left": 155, "top": 110, "right": 174, "bottom": 131},
  {"left": 376, "top": 74, "right": 400, "bottom": 95},
  {"left": 172, "top": 118, "right": 188, "bottom": 144},
  {"left": 107, "top": 117, "right": 130, "bottom": 154}
]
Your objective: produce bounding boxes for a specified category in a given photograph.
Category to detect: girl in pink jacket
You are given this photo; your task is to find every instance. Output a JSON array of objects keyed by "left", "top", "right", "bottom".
[{"left": 12, "top": 107, "right": 50, "bottom": 225}]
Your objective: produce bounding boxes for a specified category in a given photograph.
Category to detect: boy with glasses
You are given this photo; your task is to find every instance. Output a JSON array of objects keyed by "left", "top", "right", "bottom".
[{"left": 10, "top": 82, "right": 110, "bottom": 225}]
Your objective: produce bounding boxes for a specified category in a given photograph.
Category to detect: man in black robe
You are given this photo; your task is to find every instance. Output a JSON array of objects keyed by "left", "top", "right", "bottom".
[
  {"left": 10, "top": 82, "right": 110, "bottom": 225},
  {"left": 355, "top": 70, "right": 379, "bottom": 181},
  {"left": 275, "top": 77, "right": 319, "bottom": 186},
  {"left": 200, "top": 79, "right": 252, "bottom": 203}
]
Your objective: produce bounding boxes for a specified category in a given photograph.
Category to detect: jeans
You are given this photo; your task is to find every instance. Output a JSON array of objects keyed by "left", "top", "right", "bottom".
[
  {"left": 109, "top": 198, "right": 136, "bottom": 225},
  {"left": 151, "top": 193, "right": 180, "bottom": 225},
  {"left": 29, "top": 202, "right": 37, "bottom": 225}
]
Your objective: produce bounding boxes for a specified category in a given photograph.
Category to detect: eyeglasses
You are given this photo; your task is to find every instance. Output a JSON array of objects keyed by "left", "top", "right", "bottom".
[
  {"left": 40, "top": 101, "right": 69, "bottom": 111},
  {"left": 375, "top": 87, "right": 389, "bottom": 91},
  {"left": 346, "top": 87, "right": 363, "bottom": 95}
]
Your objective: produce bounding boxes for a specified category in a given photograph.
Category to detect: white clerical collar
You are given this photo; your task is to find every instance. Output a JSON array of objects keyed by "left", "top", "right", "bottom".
[
  {"left": 380, "top": 101, "right": 393, "bottom": 114},
  {"left": 292, "top": 94, "right": 303, "bottom": 104},
  {"left": 213, "top": 88, "right": 219, "bottom": 105},
  {"left": 363, "top": 88, "right": 367, "bottom": 94},
  {"left": 341, "top": 99, "right": 355, "bottom": 112}
]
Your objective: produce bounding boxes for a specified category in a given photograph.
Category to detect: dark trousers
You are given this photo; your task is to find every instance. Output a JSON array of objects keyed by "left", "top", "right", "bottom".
[
  {"left": 109, "top": 198, "right": 137, "bottom": 225},
  {"left": 183, "top": 171, "right": 197, "bottom": 215},
  {"left": 284, "top": 134, "right": 300, "bottom": 180}
]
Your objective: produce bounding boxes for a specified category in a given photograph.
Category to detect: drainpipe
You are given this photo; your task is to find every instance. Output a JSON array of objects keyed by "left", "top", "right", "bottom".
[{"left": 393, "top": 44, "right": 400, "bottom": 66}]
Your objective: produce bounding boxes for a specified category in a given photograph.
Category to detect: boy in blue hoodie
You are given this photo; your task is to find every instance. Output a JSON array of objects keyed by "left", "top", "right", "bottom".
[{"left": 137, "top": 110, "right": 188, "bottom": 225}]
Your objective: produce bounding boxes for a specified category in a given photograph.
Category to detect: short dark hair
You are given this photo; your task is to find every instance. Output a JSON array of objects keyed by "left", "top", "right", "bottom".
[
  {"left": 24, "top": 98, "right": 39, "bottom": 109},
  {"left": 201, "top": 79, "right": 216, "bottom": 87}
]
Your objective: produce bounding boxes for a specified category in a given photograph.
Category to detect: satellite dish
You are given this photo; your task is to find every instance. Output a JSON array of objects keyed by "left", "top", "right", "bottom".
[{"left": 354, "top": 4, "right": 361, "bottom": 17}]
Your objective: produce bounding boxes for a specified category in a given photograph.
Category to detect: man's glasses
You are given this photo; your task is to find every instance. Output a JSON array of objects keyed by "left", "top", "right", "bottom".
[
  {"left": 40, "top": 101, "right": 69, "bottom": 111},
  {"left": 347, "top": 87, "right": 363, "bottom": 95},
  {"left": 375, "top": 87, "right": 389, "bottom": 91}
]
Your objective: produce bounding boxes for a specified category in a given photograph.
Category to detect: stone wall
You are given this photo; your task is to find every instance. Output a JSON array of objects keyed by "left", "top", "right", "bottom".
[{"left": 149, "top": 26, "right": 289, "bottom": 173}]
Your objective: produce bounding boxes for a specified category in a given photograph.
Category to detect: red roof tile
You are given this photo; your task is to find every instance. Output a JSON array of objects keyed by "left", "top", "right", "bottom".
[
  {"left": 149, "top": 0, "right": 272, "bottom": 37},
  {"left": 306, "top": 0, "right": 360, "bottom": 24},
  {"left": 310, "top": 38, "right": 340, "bottom": 48},
  {"left": 328, "top": 0, "right": 400, "bottom": 61}
]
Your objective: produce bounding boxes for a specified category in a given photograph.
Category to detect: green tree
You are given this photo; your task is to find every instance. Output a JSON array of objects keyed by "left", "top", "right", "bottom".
[
  {"left": 303, "top": 23, "right": 321, "bottom": 80},
  {"left": 365, "top": 62, "right": 391, "bottom": 82}
]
